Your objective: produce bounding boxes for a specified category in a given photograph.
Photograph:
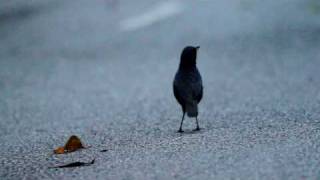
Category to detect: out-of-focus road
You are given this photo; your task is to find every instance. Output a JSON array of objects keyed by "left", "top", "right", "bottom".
[{"left": 0, "top": 0, "right": 320, "bottom": 179}]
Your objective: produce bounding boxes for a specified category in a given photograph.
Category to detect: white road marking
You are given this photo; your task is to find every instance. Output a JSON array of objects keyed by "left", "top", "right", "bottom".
[{"left": 120, "top": 1, "right": 183, "bottom": 32}]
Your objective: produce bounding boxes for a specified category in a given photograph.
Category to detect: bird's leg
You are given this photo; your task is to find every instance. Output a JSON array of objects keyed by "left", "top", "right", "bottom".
[
  {"left": 194, "top": 116, "right": 200, "bottom": 131},
  {"left": 178, "top": 112, "right": 185, "bottom": 133}
]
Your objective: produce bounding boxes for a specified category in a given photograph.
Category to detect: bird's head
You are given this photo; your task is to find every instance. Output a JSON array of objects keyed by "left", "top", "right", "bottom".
[{"left": 180, "top": 46, "right": 200, "bottom": 68}]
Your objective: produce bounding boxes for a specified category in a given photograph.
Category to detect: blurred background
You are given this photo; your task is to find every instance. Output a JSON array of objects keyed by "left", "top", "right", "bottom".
[{"left": 1, "top": 0, "right": 320, "bottom": 179}]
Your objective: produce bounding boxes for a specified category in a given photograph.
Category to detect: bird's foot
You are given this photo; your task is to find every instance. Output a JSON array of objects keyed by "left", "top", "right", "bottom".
[
  {"left": 177, "top": 129, "right": 184, "bottom": 133},
  {"left": 193, "top": 127, "right": 201, "bottom": 131}
]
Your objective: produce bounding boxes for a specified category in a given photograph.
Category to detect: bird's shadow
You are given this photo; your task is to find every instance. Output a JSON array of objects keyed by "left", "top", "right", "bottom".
[{"left": 176, "top": 128, "right": 205, "bottom": 135}]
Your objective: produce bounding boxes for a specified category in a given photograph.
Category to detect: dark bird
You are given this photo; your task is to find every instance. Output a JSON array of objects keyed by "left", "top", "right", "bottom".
[{"left": 173, "top": 46, "right": 203, "bottom": 132}]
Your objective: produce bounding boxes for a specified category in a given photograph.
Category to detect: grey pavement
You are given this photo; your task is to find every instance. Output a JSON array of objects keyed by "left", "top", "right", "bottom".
[{"left": 0, "top": 0, "right": 320, "bottom": 179}]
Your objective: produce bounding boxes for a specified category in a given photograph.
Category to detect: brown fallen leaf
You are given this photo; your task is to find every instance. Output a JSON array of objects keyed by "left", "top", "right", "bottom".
[
  {"left": 49, "top": 159, "right": 95, "bottom": 168},
  {"left": 54, "top": 147, "right": 65, "bottom": 154},
  {"left": 54, "top": 135, "right": 85, "bottom": 154},
  {"left": 64, "top": 135, "right": 84, "bottom": 152}
]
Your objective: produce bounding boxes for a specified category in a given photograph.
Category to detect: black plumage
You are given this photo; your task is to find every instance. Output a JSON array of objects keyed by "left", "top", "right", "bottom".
[{"left": 173, "top": 46, "right": 203, "bottom": 132}]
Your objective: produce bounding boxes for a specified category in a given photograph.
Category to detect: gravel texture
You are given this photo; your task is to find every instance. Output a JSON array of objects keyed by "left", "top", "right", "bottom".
[{"left": 0, "top": 0, "right": 320, "bottom": 179}]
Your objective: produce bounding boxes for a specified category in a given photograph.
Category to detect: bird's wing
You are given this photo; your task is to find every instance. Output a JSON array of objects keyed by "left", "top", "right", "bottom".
[
  {"left": 173, "top": 83, "right": 186, "bottom": 108},
  {"left": 174, "top": 81, "right": 195, "bottom": 103},
  {"left": 174, "top": 70, "right": 203, "bottom": 105},
  {"left": 195, "top": 84, "right": 203, "bottom": 103}
]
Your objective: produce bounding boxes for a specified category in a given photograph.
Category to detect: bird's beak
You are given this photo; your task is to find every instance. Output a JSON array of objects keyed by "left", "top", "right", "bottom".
[{"left": 195, "top": 46, "right": 200, "bottom": 50}]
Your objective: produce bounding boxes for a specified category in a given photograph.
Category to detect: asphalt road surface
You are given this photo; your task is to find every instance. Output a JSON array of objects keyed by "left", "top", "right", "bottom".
[{"left": 1, "top": 0, "right": 320, "bottom": 179}]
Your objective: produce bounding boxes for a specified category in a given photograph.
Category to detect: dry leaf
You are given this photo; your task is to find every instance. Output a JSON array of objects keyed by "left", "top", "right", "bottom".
[
  {"left": 64, "top": 135, "right": 84, "bottom": 152},
  {"left": 54, "top": 147, "right": 65, "bottom": 154},
  {"left": 54, "top": 135, "right": 85, "bottom": 154}
]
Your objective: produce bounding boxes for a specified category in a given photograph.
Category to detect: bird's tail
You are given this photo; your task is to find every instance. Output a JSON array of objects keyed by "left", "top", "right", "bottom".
[{"left": 186, "top": 101, "right": 198, "bottom": 117}]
